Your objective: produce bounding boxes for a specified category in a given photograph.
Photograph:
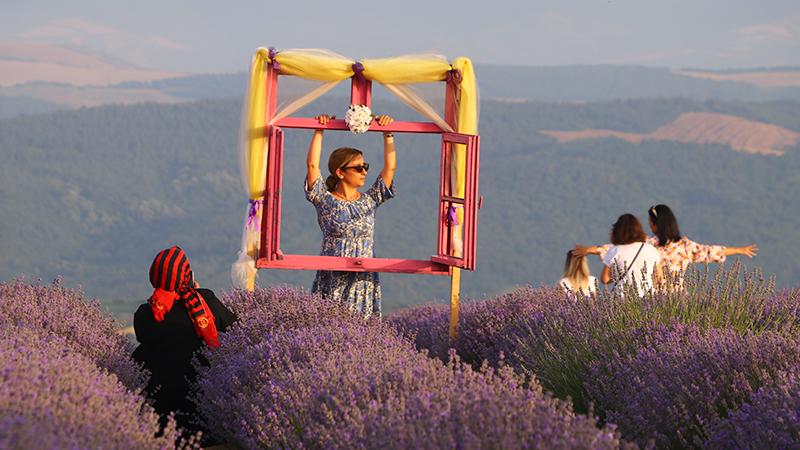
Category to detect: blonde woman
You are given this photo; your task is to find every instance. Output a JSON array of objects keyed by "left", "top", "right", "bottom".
[{"left": 559, "top": 250, "right": 597, "bottom": 297}]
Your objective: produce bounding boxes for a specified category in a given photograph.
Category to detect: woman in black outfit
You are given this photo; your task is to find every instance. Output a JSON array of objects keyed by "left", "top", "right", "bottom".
[{"left": 133, "top": 246, "right": 237, "bottom": 440}]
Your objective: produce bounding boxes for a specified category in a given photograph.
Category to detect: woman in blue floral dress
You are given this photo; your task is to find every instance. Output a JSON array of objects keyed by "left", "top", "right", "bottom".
[{"left": 304, "top": 114, "right": 396, "bottom": 317}]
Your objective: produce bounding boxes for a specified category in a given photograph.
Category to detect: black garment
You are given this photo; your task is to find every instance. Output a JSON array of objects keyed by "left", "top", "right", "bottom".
[{"left": 132, "top": 288, "right": 236, "bottom": 435}]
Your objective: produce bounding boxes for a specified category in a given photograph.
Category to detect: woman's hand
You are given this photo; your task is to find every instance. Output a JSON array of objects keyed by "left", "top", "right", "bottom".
[
  {"left": 315, "top": 114, "right": 332, "bottom": 129},
  {"left": 724, "top": 244, "right": 758, "bottom": 258},
  {"left": 601, "top": 265, "right": 612, "bottom": 284},
  {"left": 738, "top": 244, "right": 758, "bottom": 257},
  {"left": 573, "top": 245, "right": 599, "bottom": 257},
  {"left": 375, "top": 114, "right": 394, "bottom": 127}
]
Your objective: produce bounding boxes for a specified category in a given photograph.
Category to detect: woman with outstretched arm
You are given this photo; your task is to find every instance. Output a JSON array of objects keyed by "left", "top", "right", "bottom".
[{"left": 575, "top": 204, "right": 757, "bottom": 284}]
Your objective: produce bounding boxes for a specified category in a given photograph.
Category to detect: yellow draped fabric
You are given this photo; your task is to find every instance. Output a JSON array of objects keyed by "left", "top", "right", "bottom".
[
  {"left": 451, "top": 57, "right": 478, "bottom": 231},
  {"left": 361, "top": 56, "right": 451, "bottom": 84},
  {"left": 234, "top": 50, "right": 271, "bottom": 290},
  {"left": 451, "top": 57, "right": 478, "bottom": 135},
  {"left": 235, "top": 48, "right": 479, "bottom": 291},
  {"left": 244, "top": 51, "right": 270, "bottom": 200},
  {"left": 273, "top": 50, "right": 354, "bottom": 81}
]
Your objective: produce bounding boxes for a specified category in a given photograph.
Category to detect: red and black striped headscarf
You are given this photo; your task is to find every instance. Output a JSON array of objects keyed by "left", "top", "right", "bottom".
[{"left": 148, "top": 246, "right": 219, "bottom": 347}]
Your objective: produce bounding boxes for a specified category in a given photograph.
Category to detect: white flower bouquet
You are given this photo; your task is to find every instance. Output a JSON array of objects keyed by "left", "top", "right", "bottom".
[{"left": 344, "top": 104, "right": 374, "bottom": 134}]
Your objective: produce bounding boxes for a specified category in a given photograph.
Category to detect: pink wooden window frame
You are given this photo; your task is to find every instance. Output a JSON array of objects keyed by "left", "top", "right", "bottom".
[{"left": 256, "top": 67, "right": 480, "bottom": 275}]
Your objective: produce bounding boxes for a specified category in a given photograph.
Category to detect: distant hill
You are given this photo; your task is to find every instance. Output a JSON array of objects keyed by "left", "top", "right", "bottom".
[
  {"left": 115, "top": 72, "right": 249, "bottom": 100},
  {"left": 0, "top": 43, "right": 191, "bottom": 118},
  {"left": 1, "top": 83, "right": 186, "bottom": 110},
  {"left": 542, "top": 112, "right": 800, "bottom": 156},
  {"left": 118, "top": 65, "right": 800, "bottom": 103},
  {"left": 5, "top": 59, "right": 800, "bottom": 119},
  {"left": 1, "top": 96, "right": 799, "bottom": 321},
  {"left": 0, "top": 43, "right": 183, "bottom": 87},
  {"left": 674, "top": 68, "right": 800, "bottom": 88},
  {"left": 475, "top": 65, "right": 800, "bottom": 102}
]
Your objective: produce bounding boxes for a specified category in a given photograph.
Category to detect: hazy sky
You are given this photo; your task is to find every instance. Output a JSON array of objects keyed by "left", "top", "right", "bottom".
[{"left": 3, "top": 0, "right": 799, "bottom": 73}]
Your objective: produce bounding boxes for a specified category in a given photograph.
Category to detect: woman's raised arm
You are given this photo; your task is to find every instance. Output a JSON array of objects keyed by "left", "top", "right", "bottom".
[
  {"left": 375, "top": 114, "right": 396, "bottom": 187},
  {"left": 724, "top": 244, "right": 758, "bottom": 258},
  {"left": 574, "top": 244, "right": 612, "bottom": 259},
  {"left": 306, "top": 115, "right": 329, "bottom": 188}
]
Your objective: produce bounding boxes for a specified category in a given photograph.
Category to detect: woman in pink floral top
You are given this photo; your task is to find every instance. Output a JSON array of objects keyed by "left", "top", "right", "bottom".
[{"left": 576, "top": 204, "right": 757, "bottom": 281}]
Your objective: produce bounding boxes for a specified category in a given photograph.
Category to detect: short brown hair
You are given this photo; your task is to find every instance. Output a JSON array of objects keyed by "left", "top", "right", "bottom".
[{"left": 610, "top": 213, "right": 647, "bottom": 245}]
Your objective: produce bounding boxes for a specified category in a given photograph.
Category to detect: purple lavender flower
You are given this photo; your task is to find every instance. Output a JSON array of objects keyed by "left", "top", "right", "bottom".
[
  {"left": 387, "top": 301, "right": 450, "bottom": 360},
  {"left": 0, "top": 327, "right": 183, "bottom": 449},
  {"left": 454, "top": 286, "right": 562, "bottom": 368},
  {"left": 508, "top": 264, "right": 800, "bottom": 413},
  {"left": 392, "top": 265, "right": 800, "bottom": 447},
  {"left": 388, "top": 285, "right": 564, "bottom": 367},
  {"left": 705, "top": 370, "right": 800, "bottom": 449},
  {"left": 342, "top": 357, "right": 626, "bottom": 450},
  {"left": 194, "top": 286, "right": 625, "bottom": 449},
  {"left": 586, "top": 323, "right": 800, "bottom": 448},
  {"left": 0, "top": 277, "right": 146, "bottom": 390}
]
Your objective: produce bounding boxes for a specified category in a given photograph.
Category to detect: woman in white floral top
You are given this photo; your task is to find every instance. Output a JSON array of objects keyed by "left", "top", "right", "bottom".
[{"left": 575, "top": 204, "right": 757, "bottom": 282}]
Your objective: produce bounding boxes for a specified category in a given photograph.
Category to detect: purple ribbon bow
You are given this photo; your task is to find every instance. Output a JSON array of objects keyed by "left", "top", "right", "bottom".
[
  {"left": 268, "top": 47, "right": 281, "bottom": 72},
  {"left": 246, "top": 199, "right": 263, "bottom": 230},
  {"left": 446, "top": 68, "right": 463, "bottom": 84},
  {"left": 447, "top": 206, "right": 460, "bottom": 226}
]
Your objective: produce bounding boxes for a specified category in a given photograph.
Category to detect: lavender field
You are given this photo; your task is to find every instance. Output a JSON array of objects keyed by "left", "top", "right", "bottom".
[
  {"left": 2, "top": 264, "right": 800, "bottom": 449},
  {"left": 0, "top": 279, "right": 190, "bottom": 448}
]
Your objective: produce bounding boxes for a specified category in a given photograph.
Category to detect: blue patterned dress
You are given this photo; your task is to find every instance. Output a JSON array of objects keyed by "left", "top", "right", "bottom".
[{"left": 305, "top": 175, "right": 396, "bottom": 317}]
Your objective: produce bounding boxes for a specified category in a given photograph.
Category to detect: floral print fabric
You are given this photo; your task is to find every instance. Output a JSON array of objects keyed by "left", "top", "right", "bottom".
[
  {"left": 305, "top": 175, "right": 396, "bottom": 317},
  {"left": 598, "top": 236, "right": 727, "bottom": 277}
]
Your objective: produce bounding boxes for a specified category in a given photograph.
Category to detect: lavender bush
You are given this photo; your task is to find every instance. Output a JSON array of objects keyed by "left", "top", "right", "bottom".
[
  {"left": 389, "top": 264, "right": 800, "bottom": 446},
  {"left": 387, "top": 286, "right": 565, "bottom": 367},
  {"left": 196, "top": 321, "right": 426, "bottom": 448},
  {"left": 0, "top": 327, "right": 184, "bottom": 449},
  {"left": 586, "top": 323, "right": 800, "bottom": 448},
  {"left": 705, "top": 370, "right": 800, "bottom": 449},
  {"left": 387, "top": 301, "right": 451, "bottom": 360},
  {"left": 195, "top": 287, "right": 625, "bottom": 449},
  {"left": 453, "top": 286, "right": 562, "bottom": 367},
  {"left": 345, "top": 357, "right": 627, "bottom": 450},
  {"left": 222, "top": 285, "right": 348, "bottom": 323},
  {"left": 216, "top": 285, "right": 361, "bottom": 352},
  {"left": 509, "top": 263, "right": 800, "bottom": 412},
  {"left": 390, "top": 284, "right": 596, "bottom": 407},
  {"left": 0, "top": 277, "right": 146, "bottom": 390}
]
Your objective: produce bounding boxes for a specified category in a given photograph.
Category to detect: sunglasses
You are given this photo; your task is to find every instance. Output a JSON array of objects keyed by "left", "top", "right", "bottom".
[{"left": 341, "top": 163, "right": 370, "bottom": 174}]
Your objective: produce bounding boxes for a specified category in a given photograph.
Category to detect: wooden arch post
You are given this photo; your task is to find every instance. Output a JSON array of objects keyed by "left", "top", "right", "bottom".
[
  {"left": 445, "top": 78, "right": 460, "bottom": 342},
  {"left": 449, "top": 269, "right": 461, "bottom": 341}
]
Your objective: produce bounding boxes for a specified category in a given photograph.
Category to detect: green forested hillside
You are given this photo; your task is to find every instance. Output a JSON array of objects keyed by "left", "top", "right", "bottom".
[
  {"left": 1, "top": 97, "right": 798, "bottom": 318},
  {"left": 0, "top": 94, "right": 62, "bottom": 119}
]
